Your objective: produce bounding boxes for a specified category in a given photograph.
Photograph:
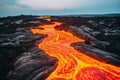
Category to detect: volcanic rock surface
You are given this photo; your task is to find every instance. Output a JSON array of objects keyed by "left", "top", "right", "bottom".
[
  {"left": 0, "top": 15, "right": 56, "bottom": 80},
  {"left": 0, "top": 15, "right": 120, "bottom": 80}
]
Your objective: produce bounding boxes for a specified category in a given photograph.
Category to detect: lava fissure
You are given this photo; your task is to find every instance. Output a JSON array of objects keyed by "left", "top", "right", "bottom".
[{"left": 31, "top": 22, "right": 120, "bottom": 80}]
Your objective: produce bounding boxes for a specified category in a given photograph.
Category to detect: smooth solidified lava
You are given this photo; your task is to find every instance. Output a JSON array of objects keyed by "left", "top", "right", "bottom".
[{"left": 1, "top": 16, "right": 120, "bottom": 80}]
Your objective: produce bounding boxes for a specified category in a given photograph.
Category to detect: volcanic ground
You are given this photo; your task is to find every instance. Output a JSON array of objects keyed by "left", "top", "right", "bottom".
[{"left": 0, "top": 15, "right": 120, "bottom": 80}]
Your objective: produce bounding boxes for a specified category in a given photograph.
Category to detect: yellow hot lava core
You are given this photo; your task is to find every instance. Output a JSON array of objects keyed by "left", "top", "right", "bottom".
[{"left": 31, "top": 22, "right": 120, "bottom": 80}]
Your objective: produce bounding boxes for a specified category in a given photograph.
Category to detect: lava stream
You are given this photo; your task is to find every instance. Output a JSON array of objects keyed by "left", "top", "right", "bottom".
[{"left": 31, "top": 22, "right": 120, "bottom": 80}]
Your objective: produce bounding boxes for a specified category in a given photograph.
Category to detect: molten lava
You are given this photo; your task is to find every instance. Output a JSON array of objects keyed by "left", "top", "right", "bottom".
[
  {"left": 31, "top": 22, "right": 120, "bottom": 80},
  {"left": 40, "top": 16, "right": 51, "bottom": 21}
]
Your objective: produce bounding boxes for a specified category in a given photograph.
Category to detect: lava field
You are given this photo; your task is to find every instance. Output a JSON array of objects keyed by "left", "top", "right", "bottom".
[{"left": 0, "top": 15, "right": 120, "bottom": 80}]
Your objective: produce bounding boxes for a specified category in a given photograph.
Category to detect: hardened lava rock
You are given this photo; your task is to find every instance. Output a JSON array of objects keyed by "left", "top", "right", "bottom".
[
  {"left": 70, "top": 42, "right": 120, "bottom": 66},
  {"left": 7, "top": 47, "right": 57, "bottom": 80}
]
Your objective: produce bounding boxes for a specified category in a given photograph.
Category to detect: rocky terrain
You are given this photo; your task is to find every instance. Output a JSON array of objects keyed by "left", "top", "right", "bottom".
[
  {"left": 0, "top": 15, "right": 120, "bottom": 80},
  {"left": 55, "top": 16, "right": 120, "bottom": 65},
  {"left": 0, "top": 15, "right": 57, "bottom": 80}
]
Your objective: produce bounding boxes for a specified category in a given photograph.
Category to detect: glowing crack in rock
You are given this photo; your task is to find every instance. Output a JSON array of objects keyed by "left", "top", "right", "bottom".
[
  {"left": 31, "top": 21, "right": 120, "bottom": 80},
  {"left": 40, "top": 16, "right": 51, "bottom": 22}
]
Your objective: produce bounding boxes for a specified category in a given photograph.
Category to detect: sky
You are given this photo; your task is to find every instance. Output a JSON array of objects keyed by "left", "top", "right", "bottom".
[{"left": 0, "top": 0, "right": 120, "bottom": 17}]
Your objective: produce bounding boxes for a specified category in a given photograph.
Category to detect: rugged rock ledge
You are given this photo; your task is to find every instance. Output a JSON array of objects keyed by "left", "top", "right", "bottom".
[
  {"left": 7, "top": 47, "right": 57, "bottom": 80},
  {"left": 70, "top": 42, "right": 120, "bottom": 66}
]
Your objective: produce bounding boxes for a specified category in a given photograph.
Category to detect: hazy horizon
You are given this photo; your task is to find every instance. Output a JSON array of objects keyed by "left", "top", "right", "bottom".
[{"left": 0, "top": 0, "right": 120, "bottom": 17}]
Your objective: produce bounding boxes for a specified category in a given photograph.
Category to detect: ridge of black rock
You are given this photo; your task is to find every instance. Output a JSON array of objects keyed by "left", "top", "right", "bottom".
[
  {"left": 70, "top": 42, "right": 120, "bottom": 66},
  {"left": 7, "top": 47, "right": 57, "bottom": 80}
]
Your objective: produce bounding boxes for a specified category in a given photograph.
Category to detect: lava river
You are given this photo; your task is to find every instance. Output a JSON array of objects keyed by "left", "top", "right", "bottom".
[{"left": 31, "top": 22, "right": 120, "bottom": 80}]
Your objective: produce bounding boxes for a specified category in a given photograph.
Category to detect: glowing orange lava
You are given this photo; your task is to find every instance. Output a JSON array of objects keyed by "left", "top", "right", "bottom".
[{"left": 31, "top": 22, "right": 120, "bottom": 80}]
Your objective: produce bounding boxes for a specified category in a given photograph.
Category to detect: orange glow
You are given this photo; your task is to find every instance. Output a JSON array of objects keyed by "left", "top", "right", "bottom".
[
  {"left": 40, "top": 16, "right": 51, "bottom": 21},
  {"left": 31, "top": 22, "right": 120, "bottom": 80}
]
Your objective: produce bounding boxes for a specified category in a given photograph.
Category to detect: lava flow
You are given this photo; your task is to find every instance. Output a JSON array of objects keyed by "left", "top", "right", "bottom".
[{"left": 31, "top": 21, "right": 120, "bottom": 80}]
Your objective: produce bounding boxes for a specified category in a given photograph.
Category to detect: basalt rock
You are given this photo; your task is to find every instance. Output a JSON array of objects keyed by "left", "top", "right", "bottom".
[
  {"left": 70, "top": 42, "right": 120, "bottom": 66},
  {"left": 7, "top": 47, "right": 57, "bottom": 80},
  {"left": 0, "top": 15, "right": 51, "bottom": 80}
]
